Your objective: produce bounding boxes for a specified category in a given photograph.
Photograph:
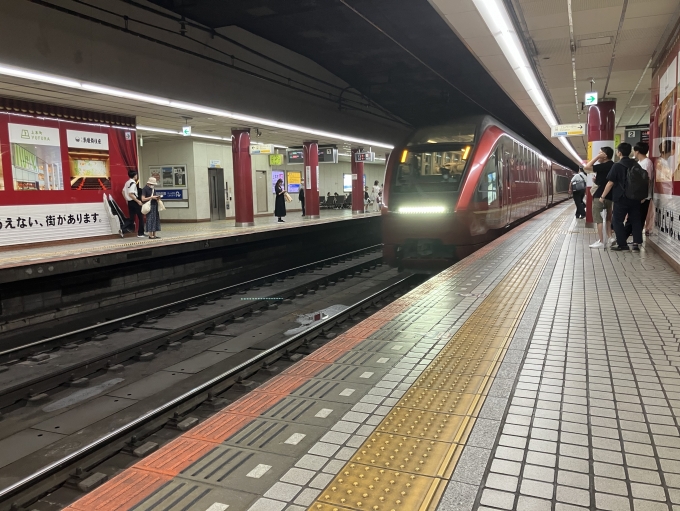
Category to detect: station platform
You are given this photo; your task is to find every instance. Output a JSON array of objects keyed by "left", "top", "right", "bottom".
[
  {"left": 62, "top": 201, "right": 680, "bottom": 511},
  {"left": 0, "top": 210, "right": 378, "bottom": 277}
]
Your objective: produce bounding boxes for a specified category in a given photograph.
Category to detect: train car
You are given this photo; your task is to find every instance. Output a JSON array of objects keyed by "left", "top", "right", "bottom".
[{"left": 382, "top": 115, "right": 573, "bottom": 270}]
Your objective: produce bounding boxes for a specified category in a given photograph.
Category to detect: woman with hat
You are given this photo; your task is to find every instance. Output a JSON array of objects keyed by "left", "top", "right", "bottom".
[{"left": 142, "top": 176, "right": 162, "bottom": 239}]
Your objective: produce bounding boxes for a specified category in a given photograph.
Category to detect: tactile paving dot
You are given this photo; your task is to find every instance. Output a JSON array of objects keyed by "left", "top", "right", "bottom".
[
  {"left": 413, "top": 358, "right": 494, "bottom": 389},
  {"left": 350, "top": 433, "right": 455, "bottom": 476},
  {"left": 413, "top": 369, "right": 484, "bottom": 393},
  {"left": 315, "top": 464, "right": 436, "bottom": 511},
  {"left": 395, "top": 388, "right": 480, "bottom": 415},
  {"left": 375, "top": 408, "right": 466, "bottom": 442}
]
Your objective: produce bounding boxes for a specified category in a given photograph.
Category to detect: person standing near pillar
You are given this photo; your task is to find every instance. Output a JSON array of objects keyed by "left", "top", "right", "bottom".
[
  {"left": 584, "top": 147, "right": 614, "bottom": 248},
  {"left": 299, "top": 180, "right": 306, "bottom": 216},
  {"left": 600, "top": 143, "right": 643, "bottom": 252},
  {"left": 569, "top": 168, "right": 587, "bottom": 219}
]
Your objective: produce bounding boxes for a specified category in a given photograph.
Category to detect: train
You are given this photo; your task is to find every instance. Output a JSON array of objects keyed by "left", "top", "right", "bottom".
[{"left": 382, "top": 115, "right": 573, "bottom": 270}]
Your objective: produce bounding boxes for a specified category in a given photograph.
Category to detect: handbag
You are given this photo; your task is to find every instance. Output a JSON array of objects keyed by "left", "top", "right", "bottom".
[
  {"left": 284, "top": 192, "right": 292, "bottom": 202},
  {"left": 141, "top": 201, "right": 151, "bottom": 215},
  {"left": 157, "top": 199, "right": 166, "bottom": 212}
]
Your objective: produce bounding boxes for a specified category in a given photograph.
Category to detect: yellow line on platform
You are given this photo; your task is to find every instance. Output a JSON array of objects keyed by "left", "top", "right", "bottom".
[{"left": 308, "top": 209, "right": 571, "bottom": 511}]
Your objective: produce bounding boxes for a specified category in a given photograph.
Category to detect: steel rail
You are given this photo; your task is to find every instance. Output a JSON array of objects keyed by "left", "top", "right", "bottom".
[
  {"left": 0, "top": 273, "right": 417, "bottom": 503},
  {"left": 0, "top": 244, "right": 383, "bottom": 361}
]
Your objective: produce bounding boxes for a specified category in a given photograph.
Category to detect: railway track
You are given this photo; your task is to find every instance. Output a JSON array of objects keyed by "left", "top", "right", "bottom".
[{"left": 0, "top": 248, "right": 424, "bottom": 511}]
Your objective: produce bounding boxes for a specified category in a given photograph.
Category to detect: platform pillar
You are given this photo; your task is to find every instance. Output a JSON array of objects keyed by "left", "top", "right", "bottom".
[
  {"left": 303, "top": 141, "right": 320, "bottom": 218},
  {"left": 351, "top": 149, "right": 365, "bottom": 214},
  {"left": 232, "top": 129, "right": 255, "bottom": 227},
  {"left": 586, "top": 100, "right": 616, "bottom": 224}
]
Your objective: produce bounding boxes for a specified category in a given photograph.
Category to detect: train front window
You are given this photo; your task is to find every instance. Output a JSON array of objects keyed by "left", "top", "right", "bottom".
[{"left": 394, "top": 145, "right": 471, "bottom": 192}]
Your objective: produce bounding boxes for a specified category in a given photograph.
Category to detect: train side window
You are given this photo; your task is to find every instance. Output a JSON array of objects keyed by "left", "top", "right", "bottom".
[{"left": 477, "top": 148, "right": 499, "bottom": 206}]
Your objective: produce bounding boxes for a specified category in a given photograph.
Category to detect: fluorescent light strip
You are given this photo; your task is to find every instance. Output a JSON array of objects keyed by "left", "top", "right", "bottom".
[
  {"left": 0, "top": 62, "right": 394, "bottom": 149},
  {"left": 470, "top": 0, "right": 583, "bottom": 164}
]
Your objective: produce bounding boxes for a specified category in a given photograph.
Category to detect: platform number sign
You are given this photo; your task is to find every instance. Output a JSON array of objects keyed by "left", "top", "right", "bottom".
[{"left": 584, "top": 92, "right": 598, "bottom": 106}]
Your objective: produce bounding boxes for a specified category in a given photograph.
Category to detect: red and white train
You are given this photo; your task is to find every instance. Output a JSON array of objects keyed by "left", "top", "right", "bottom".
[{"left": 382, "top": 115, "right": 573, "bottom": 270}]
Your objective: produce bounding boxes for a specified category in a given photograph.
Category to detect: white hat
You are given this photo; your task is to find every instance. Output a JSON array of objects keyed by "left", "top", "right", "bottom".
[{"left": 147, "top": 176, "right": 157, "bottom": 186}]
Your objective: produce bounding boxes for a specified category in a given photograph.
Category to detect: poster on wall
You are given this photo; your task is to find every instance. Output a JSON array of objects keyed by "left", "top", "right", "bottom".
[
  {"left": 343, "top": 174, "right": 352, "bottom": 193},
  {"left": 67, "top": 130, "right": 111, "bottom": 190},
  {"left": 272, "top": 170, "right": 284, "bottom": 193},
  {"left": 9, "top": 123, "right": 63, "bottom": 191},
  {"left": 149, "top": 165, "right": 188, "bottom": 200},
  {"left": 287, "top": 171, "right": 301, "bottom": 193}
]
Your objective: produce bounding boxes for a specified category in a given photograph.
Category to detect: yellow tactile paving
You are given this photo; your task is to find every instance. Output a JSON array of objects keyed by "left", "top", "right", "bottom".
[{"left": 309, "top": 209, "right": 571, "bottom": 511}]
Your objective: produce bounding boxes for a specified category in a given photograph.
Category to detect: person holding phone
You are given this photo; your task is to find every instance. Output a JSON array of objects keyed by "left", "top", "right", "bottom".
[{"left": 142, "top": 176, "right": 162, "bottom": 239}]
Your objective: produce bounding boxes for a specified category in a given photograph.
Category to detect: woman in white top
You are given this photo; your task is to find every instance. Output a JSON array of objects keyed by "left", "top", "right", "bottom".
[{"left": 371, "top": 181, "right": 382, "bottom": 212}]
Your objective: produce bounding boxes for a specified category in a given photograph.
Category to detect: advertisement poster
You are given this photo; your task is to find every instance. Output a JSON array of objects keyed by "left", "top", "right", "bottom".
[
  {"left": 343, "top": 174, "right": 352, "bottom": 193},
  {"left": 9, "top": 123, "right": 63, "bottom": 191},
  {"left": 287, "top": 171, "right": 301, "bottom": 193},
  {"left": 148, "top": 165, "right": 188, "bottom": 200},
  {"left": 67, "top": 130, "right": 111, "bottom": 190},
  {"left": 272, "top": 170, "right": 285, "bottom": 193}
]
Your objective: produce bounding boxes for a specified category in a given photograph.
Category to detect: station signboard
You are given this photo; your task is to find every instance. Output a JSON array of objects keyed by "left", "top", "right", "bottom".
[
  {"left": 551, "top": 123, "right": 587, "bottom": 137},
  {"left": 354, "top": 152, "right": 375, "bottom": 162},
  {"left": 250, "top": 144, "right": 274, "bottom": 155}
]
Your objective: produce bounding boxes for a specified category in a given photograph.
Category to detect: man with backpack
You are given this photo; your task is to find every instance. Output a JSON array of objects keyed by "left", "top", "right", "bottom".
[
  {"left": 599, "top": 143, "right": 649, "bottom": 252},
  {"left": 569, "top": 167, "right": 587, "bottom": 219}
]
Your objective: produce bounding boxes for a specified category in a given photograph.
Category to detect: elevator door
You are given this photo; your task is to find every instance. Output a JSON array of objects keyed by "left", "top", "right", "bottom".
[
  {"left": 256, "top": 171, "right": 268, "bottom": 213},
  {"left": 208, "top": 167, "right": 226, "bottom": 221}
]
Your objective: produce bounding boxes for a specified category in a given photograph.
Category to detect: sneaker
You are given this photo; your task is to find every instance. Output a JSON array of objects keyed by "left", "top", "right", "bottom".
[
  {"left": 589, "top": 241, "right": 604, "bottom": 249},
  {"left": 608, "top": 236, "right": 616, "bottom": 244},
  {"left": 631, "top": 244, "right": 640, "bottom": 252},
  {"left": 610, "top": 245, "right": 629, "bottom": 251},
  {"left": 137, "top": 234, "right": 146, "bottom": 238}
]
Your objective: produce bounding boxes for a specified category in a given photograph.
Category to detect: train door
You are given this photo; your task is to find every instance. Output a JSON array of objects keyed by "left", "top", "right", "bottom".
[{"left": 502, "top": 139, "right": 513, "bottom": 227}]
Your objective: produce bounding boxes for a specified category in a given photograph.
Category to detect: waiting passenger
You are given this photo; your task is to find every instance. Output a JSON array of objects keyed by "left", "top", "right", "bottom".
[
  {"left": 299, "top": 180, "right": 306, "bottom": 216},
  {"left": 569, "top": 168, "right": 587, "bottom": 219},
  {"left": 600, "top": 143, "right": 642, "bottom": 251},
  {"left": 630, "top": 142, "right": 653, "bottom": 236},
  {"left": 141, "top": 176, "right": 161, "bottom": 239},
  {"left": 275, "top": 178, "right": 286, "bottom": 223},
  {"left": 364, "top": 186, "right": 371, "bottom": 213},
  {"left": 584, "top": 147, "right": 614, "bottom": 248},
  {"left": 372, "top": 180, "right": 381, "bottom": 211},
  {"left": 122, "top": 170, "right": 145, "bottom": 238}
]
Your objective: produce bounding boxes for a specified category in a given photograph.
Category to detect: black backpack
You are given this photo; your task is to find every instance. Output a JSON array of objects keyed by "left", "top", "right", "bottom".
[{"left": 624, "top": 160, "right": 649, "bottom": 201}]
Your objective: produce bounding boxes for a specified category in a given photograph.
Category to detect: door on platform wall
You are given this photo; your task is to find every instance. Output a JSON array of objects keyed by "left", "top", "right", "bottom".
[
  {"left": 256, "top": 171, "right": 268, "bottom": 213},
  {"left": 208, "top": 167, "right": 227, "bottom": 221}
]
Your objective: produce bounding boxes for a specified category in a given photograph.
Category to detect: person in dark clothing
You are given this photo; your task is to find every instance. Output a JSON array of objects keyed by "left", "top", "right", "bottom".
[
  {"left": 141, "top": 176, "right": 161, "bottom": 239},
  {"left": 274, "top": 179, "right": 286, "bottom": 222},
  {"left": 299, "top": 181, "right": 305, "bottom": 216},
  {"left": 600, "top": 143, "right": 642, "bottom": 252},
  {"left": 122, "top": 170, "right": 145, "bottom": 237},
  {"left": 569, "top": 168, "right": 587, "bottom": 219}
]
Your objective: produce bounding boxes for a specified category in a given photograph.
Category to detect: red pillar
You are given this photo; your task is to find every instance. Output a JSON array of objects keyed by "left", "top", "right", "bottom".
[
  {"left": 303, "top": 141, "right": 320, "bottom": 218},
  {"left": 586, "top": 100, "right": 616, "bottom": 223},
  {"left": 351, "top": 148, "right": 365, "bottom": 214},
  {"left": 232, "top": 129, "right": 254, "bottom": 226}
]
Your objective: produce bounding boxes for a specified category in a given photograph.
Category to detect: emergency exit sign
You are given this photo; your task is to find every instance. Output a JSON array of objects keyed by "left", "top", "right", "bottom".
[
  {"left": 181, "top": 126, "right": 192, "bottom": 136},
  {"left": 585, "top": 92, "right": 598, "bottom": 106}
]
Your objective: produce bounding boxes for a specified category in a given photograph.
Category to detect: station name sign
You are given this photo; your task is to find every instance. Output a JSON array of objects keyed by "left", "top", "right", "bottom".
[{"left": 551, "top": 123, "right": 587, "bottom": 138}]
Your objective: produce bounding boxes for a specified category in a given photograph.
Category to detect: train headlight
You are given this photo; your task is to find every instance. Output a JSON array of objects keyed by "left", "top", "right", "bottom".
[{"left": 398, "top": 206, "right": 447, "bottom": 214}]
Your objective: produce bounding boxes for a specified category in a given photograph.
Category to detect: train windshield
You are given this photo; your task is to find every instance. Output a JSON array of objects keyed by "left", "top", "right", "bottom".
[{"left": 394, "top": 144, "right": 471, "bottom": 193}]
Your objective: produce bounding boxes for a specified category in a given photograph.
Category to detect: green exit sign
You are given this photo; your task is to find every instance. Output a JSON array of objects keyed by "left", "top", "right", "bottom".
[
  {"left": 181, "top": 126, "right": 192, "bottom": 136},
  {"left": 585, "top": 92, "right": 598, "bottom": 106}
]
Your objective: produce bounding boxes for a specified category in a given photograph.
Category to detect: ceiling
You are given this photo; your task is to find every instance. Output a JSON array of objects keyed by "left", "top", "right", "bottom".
[
  {"left": 435, "top": 0, "right": 680, "bottom": 157},
  {"left": 145, "top": 0, "right": 577, "bottom": 166}
]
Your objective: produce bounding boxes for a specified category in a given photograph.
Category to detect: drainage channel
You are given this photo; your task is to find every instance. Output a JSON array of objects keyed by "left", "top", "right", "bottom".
[{"left": 0, "top": 272, "right": 424, "bottom": 511}]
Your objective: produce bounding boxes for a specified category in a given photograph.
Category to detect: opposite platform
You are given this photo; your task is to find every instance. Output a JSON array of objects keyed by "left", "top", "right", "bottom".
[{"left": 60, "top": 202, "right": 680, "bottom": 511}]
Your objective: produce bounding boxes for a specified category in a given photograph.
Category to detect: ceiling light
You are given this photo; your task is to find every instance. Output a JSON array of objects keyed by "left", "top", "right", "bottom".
[
  {"left": 470, "top": 0, "right": 583, "bottom": 164},
  {"left": 0, "top": 62, "right": 395, "bottom": 150},
  {"left": 579, "top": 36, "right": 612, "bottom": 47},
  {"left": 136, "top": 125, "right": 179, "bottom": 134}
]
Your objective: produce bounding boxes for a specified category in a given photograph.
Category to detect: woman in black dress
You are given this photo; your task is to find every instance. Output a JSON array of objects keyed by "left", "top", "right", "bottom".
[
  {"left": 274, "top": 178, "right": 286, "bottom": 223},
  {"left": 142, "top": 176, "right": 161, "bottom": 239}
]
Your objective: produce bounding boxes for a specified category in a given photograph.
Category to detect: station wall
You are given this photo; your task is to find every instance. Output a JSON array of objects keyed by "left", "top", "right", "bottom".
[
  {"left": 650, "top": 36, "right": 680, "bottom": 267},
  {"left": 138, "top": 140, "right": 386, "bottom": 221}
]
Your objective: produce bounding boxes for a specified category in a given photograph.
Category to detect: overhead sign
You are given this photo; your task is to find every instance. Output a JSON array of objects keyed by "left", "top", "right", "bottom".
[
  {"left": 181, "top": 126, "right": 192, "bottom": 136},
  {"left": 551, "top": 123, "right": 587, "bottom": 137},
  {"left": 250, "top": 144, "right": 274, "bottom": 155},
  {"left": 355, "top": 151, "right": 375, "bottom": 163},
  {"left": 584, "top": 92, "right": 598, "bottom": 106}
]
